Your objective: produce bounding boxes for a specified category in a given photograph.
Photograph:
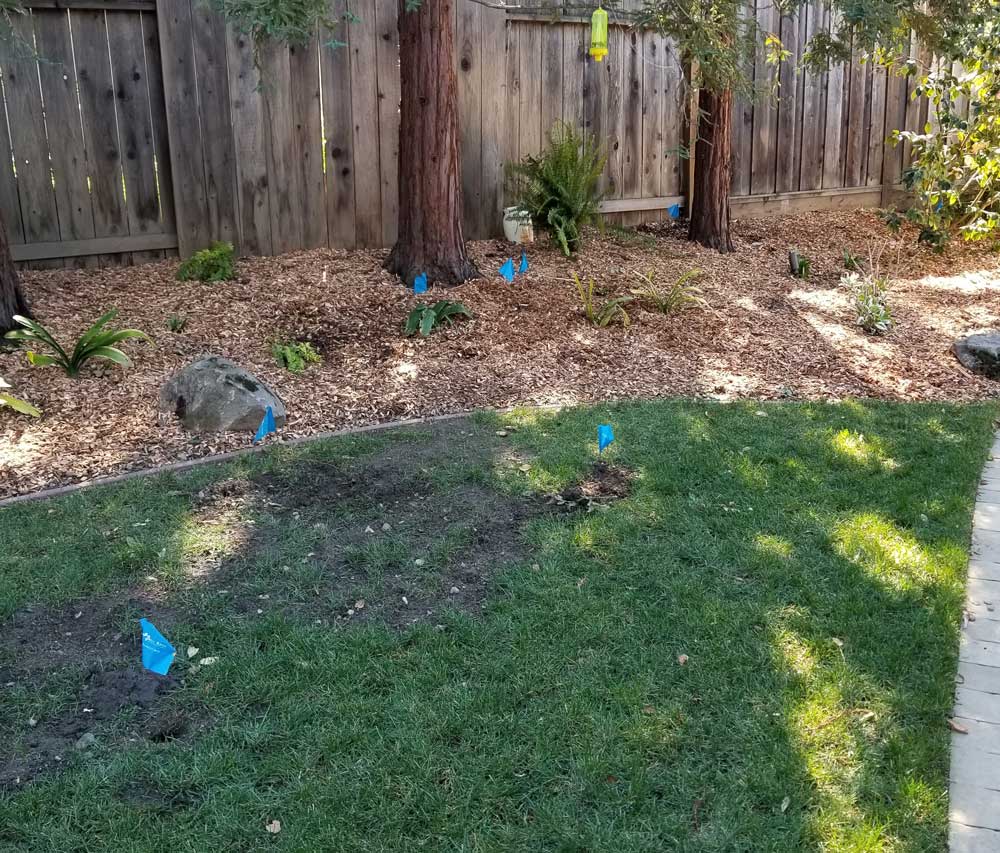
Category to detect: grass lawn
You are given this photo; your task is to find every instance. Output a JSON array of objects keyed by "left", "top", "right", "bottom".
[{"left": 0, "top": 400, "right": 995, "bottom": 852}]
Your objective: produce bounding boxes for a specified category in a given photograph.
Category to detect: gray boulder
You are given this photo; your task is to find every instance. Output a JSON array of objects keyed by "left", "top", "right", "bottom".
[
  {"left": 160, "top": 355, "right": 287, "bottom": 432},
  {"left": 954, "top": 332, "right": 1000, "bottom": 380}
]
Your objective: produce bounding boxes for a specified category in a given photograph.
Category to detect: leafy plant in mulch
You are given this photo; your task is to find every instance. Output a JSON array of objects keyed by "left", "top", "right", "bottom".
[
  {"left": 4, "top": 310, "right": 149, "bottom": 378},
  {"left": 631, "top": 268, "right": 706, "bottom": 315},
  {"left": 573, "top": 273, "right": 632, "bottom": 328},
  {"left": 166, "top": 314, "right": 188, "bottom": 333},
  {"left": 846, "top": 271, "right": 894, "bottom": 335},
  {"left": 177, "top": 242, "right": 236, "bottom": 283},
  {"left": 788, "top": 249, "right": 811, "bottom": 279},
  {"left": 404, "top": 301, "right": 472, "bottom": 337},
  {"left": 272, "top": 340, "right": 322, "bottom": 373},
  {"left": 507, "top": 122, "right": 607, "bottom": 256},
  {"left": 842, "top": 249, "right": 862, "bottom": 271},
  {"left": 0, "top": 376, "right": 40, "bottom": 417}
]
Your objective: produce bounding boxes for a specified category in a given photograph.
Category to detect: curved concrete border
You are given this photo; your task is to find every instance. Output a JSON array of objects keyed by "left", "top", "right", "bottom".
[{"left": 950, "top": 433, "right": 1000, "bottom": 851}]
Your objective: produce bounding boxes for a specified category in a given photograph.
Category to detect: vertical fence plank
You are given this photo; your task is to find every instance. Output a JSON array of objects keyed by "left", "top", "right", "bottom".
[
  {"left": 348, "top": 0, "right": 382, "bottom": 247},
  {"left": 843, "top": 44, "right": 867, "bottom": 187},
  {"left": 290, "top": 36, "right": 327, "bottom": 249},
  {"left": 866, "top": 65, "right": 887, "bottom": 186},
  {"left": 3, "top": 13, "right": 59, "bottom": 245},
  {"left": 0, "top": 88, "right": 24, "bottom": 244},
  {"left": 106, "top": 11, "right": 161, "bottom": 245},
  {"left": 260, "top": 43, "right": 302, "bottom": 254},
  {"left": 73, "top": 9, "right": 129, "bottom": 255},
  {"left": 226, "top": 26, "right": 272, "bottom": 256},
  {"left": 774, "top": 10, "right": 801, "bottom": 193},
  {"left": 661, "top": 39, "right": 684, "bottom": 199},
  {"left": 502, "top": 21, "right": 520, "bottom": 207},
  {"left": 518, "top": 22, "right": 542, "bottom": 159},
  {"left": 321, "top": 8, "right": 357, "bottom": 249},
  {"left": 157, "top": 0, "right": 207, "bottom": 255},
  {"left": 881, "top": 62, "right": 907, "bottom": 188},
  {"left": 374, "top": 0, "right": 399, "bottom": 247},
  {"left": 730, "top": 0, "right": 754, "bottom": 197},
  {"left": 750, "top": 0, "right": 779, "bottom": 194},
  {"left": 457, "top": 0, "right": 483, "bottom": 237},
  {"left": 33, "top": 10, "right": 95, "bottom": 247},
  {"left": 561, "top": 23, "right": 586, "bottom": 133},
  {"left": 798, "top": 1, "right": 826, "bottom": 190},
  {"left": 621, "top": 24, "right": 642, "bottom": 224},
  {"left": 640, "top": 29, "right": 663, "bottom": 217},
  {"left": 540, "top": 21, "right": 563, "bottom": 140},
  {"left": 479, "top": 10, "right": 506, "bottom": 236},
  {"left": 822, "top": 11, "right": 847, "bottom": 188},
  {"left": 141, "top": 10, "right": 175, "bottom": 240},
  {"left": 603, "top": 23, "right": 624, "bottom": 214}
]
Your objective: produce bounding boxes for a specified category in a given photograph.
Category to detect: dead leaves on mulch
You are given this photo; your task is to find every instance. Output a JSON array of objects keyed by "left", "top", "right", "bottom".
[{"left": 2, "top": 210, "right": 999, "bottom": 499}]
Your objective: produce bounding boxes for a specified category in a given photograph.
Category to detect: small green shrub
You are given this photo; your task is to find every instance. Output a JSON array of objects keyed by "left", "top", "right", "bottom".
[
  {"left": 788, "top": 250, "right": 812, "bottom": 279},
  {"left": 272, "top": 340, "right": 322, "bottom": 372},
  {"left": 167, "top": 314, "right": 188, "bottom": 333},
  {"left": 0, "top": 376, "right": 40, "bottom": 417},
  {"left": 405, "top": 301, "right": 473, "bottom": 337},
  {"left": 4, "top": 310, "right": 149, "bottom": 378},
  {"left": 508, "top": 122, "right": 607, "bottom": 256},
  {"left": 631, "top": 269, "right": 705, "bottom": 314},
  {"left": 846, "top": 271, "right": 894, "bottom": 335},
  {"left": 843, "top": 249, "right": 862, "bottom": 271},
  {"left": 573, "top": 273, "right": 632, "bottom": 328},
  {"left": 177, "top": 242, "right": 236, "bottom": 282}
]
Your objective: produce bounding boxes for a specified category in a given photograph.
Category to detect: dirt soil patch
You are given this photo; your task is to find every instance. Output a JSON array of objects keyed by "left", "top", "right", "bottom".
[{"left": 3, "top": 209, "right": 999, "bottom": 499}]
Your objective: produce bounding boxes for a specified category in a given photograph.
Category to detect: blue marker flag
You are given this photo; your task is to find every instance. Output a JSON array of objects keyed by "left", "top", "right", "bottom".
[
  {"left": 598, "top": 424, "right": 615, "bottom": 453},
  {"left": 414, "top": 273, "right": 428, "bottom": 294},
  {"left": 667, "top": 203, "right": 681, "bottom": 220},
  {"left": 140, "top": 618, "right": 175, "bottom": 676},
  {"left": 518, "top": 252, "right": 529, "bottom": 276},
  {"left": 253, "top": 405, "right": 277, "bottom": 445},
  {"left": 499, "top": 258, "right": 516, "bottom": 283}
]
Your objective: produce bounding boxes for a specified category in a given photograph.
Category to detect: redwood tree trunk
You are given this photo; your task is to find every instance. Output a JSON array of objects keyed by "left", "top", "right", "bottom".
[
  {"left": 0, "top": 214, "right": 29, "bottom": 334},
  {"left": 386, "top": 0, "right": 479, "bottom": 287},
  {"left": 689, "top": 88, "right": 735, "bottom": 253}
]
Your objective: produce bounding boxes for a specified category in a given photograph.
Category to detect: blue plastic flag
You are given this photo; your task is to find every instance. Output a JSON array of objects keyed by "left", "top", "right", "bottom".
[
  {"left": 414, "top": 273, "right": 428, "bottom": 294},
  {"left": 253, "top": 405, "right": 277, "bottom": 445},
  {"left": 667, "top": 203, "right": 681, "bottom": 220},
  {"left": 140, "top": 618, "right": 175, "bottom": 676},
  {"left": 598, "top": 424, "right": 615, "bottom": 453},
  {"left": 518, "top": 252, "right": 529, "bottom": 276},
  {"left": 499, "top": 258, "right": 516, "bottom": 283}
]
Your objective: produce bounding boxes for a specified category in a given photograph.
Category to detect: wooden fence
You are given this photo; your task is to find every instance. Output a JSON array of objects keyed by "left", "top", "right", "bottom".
[{"left": 0, "top": 0, "right": 928, "bottom": 268}]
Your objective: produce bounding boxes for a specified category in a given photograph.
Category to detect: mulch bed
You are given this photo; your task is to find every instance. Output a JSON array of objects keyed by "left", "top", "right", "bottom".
[{"left": 2, "top": 209, "right": 999, "bottom": 499}]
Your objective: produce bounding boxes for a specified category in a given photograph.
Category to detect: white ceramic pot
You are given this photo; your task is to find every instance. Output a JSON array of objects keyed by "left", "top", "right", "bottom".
[{"left": 503, "top": 206, "right": 535, "bottom": 244}]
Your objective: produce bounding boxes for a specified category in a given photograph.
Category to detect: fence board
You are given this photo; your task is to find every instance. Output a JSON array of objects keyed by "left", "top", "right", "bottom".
[
  {"left": 518, "top": 20, "right": 542, "bottom": 159},
  {"left": 33, "top": 10, "right": 95, "bottom": 247},
  {"left": 457, "top": 0, "right": 483, "bottom": 237},
  {"left": 290, "top": 36, "right": 327, "bottom": 249},
  {"left": 661, "top": 41, "right": 683, "bottom": 198},
  {"left": 822, "top": 11, "right": 847, "bottom": 188},
  {"left": 479, "top": 9, "right": 505, "bottom": 236},
  {"left": 348, "top": 0, "right": 382, "bottom": 247},
  {"left": 321, "top": 10, "right": 357, "bottom": 249},
  {"left": 867, "top": 64, "right": 887, "bottom": 186},
  {"left": 0, "top": 88, "right": 24, "bottom": 244},
  {"left": 561, "top": 23, "right": 585, "bottom": 133},
  {"left": 798, "top": 2, "right": 826, "bottom": 190},
  {"left": 374, "top": 0, "right": 399, "bottom": 247},
  {"left": 503, "top": 20, "right": 520, "bottom": 206},
  {"left": 774, "top": 11, "right": 801, "bottom": 193},
  {"left": 260, "top": 43, "right": 302, "bottom": 254},
  {"left": 141, "top": 10, "right": 174, "bottom": 238},
  {"left": 640, "top": 30, "right": 664, "bottom": 213},
  {"left": 750, "top": 0, "right": 779, "bottom": 195},
  {"left": 621, "top": 24, "right": 642, "bottom": 225},
  {"left": 844, "top": 47, "right": 868, "bottom": 186},
  {"left": 540, "top": 20, "right": 563, "bottom": 139}
]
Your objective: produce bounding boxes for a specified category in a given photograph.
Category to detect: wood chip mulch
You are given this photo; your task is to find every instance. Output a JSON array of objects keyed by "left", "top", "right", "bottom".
[{"left": 2, "top": 209, "right": 999, "bottom": 499}]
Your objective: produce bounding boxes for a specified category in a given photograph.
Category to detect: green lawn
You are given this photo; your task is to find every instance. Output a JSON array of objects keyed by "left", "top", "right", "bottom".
[{"left": 0, "top": 400, "right": 995, "bottom": 852}]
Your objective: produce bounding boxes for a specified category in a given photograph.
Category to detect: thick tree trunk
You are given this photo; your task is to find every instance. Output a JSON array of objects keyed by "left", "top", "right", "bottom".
[
  {"left": 689, "top": 88, "right": 735, "bottom": 253},
  {"left": 386, "top": 0, "right": 479, "bottom": 287},
  {"left": 0, "top": 214, "right": 29, "bottom": 334}
]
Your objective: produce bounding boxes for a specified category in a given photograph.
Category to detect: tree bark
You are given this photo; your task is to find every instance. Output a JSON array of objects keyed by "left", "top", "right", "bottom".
[
  {"left": 689, "top": 87, "right": 735, "bottom": 253},
  {"left": 0, "top": 214, "right": 29, "bottom": 334},
  {"left": 386, "top": 0, "right": 479, "bottom": 287}
]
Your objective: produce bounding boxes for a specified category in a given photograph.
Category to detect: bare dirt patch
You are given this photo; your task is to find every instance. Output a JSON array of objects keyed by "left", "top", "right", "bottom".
[{"left": 4, "top": 210, "right": 1000, "bottom": 499}]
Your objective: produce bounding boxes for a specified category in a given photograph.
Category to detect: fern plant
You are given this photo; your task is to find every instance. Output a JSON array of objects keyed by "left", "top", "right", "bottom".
[
  {"left": 4, "top": 311, "right": 149, "bottom": 378},
  {"left": 404, "top": 301, "right": 472, "bottom": 337},
  {"left": 177, "top": 242, "right": 236, "bottom": 282},
  {"left": 508, "top": 122, "right": 607, "bottom": 256},
  {"left": 631, "top": 269, "right": 706, "bottom": 314},
  {"left": 0, "top": 376, "right": 40, "bottom": 417},
  {"left": 573, "top": 273, "right": 632, "bottom": 328},
  {"left": 272, "top": 340, "right": 322, "bottom": 372}
]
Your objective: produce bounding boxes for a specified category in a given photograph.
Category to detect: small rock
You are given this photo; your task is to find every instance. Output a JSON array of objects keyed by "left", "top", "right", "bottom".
[
  {"left": 27, "top": 717, "right": 36, "bottom": 727},
  {"left": 449, "top": 586, "right": 460, "bottom": 595},
  {"left": 414, "top": 558, "right": 426, "bottom": 567},
  {"left": 199, "top": 656, "right": 218, "bottom": 666},
  {"left": 74, "top": 732, "right": 96, "bottom": 750},
  {"left": 187, "top": 646, "right": 199, "bottom": 659},
  {"left": 954, "top": 332, "right": 1000, "bottom": 379},
  {"left": 495, "top": 430, "right": 508, "bottom": 437},
  {"left": 677, "top": 654, "right": 689, "bottom": 666},
  {"left": 365, "top": 526, "right": 375, "bottom": 534},
  {"left": 381, "top": 522, "right": 392, "bottom": 532}
]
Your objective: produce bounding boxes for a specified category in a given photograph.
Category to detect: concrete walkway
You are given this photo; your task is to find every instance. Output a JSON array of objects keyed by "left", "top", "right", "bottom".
[{"left": 950, "top": 437, "right": 1000, "bottom": 851}]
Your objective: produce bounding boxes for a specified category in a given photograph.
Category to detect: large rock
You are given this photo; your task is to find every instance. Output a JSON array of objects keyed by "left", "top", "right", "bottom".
[
  {"left": 160, "top": 356, "right": 287, "bottom": 433},
  {"left": 954, "top": 332, "right": 1000, "bottom": 380}
]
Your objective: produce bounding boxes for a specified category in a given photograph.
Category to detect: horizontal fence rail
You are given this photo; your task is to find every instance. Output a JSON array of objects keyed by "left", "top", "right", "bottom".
[{"left": 0, "top": 0, "right": 935, "bottom": 267}]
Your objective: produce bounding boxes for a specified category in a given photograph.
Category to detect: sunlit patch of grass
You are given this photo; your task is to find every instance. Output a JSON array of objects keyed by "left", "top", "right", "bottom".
[
  {"left": 831, "top": 429, "right": 900, "bottom": 470},
  {"left": 833, "top": 513, "right": 937, "bottom": 591},
  {"left": 754, "top": 532, "right": 794, "bottom": 562}
]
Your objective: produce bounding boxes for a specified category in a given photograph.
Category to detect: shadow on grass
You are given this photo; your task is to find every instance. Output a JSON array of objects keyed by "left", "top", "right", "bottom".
[{"left": 0, "top": 399, "right": 994, "bottom": 851}]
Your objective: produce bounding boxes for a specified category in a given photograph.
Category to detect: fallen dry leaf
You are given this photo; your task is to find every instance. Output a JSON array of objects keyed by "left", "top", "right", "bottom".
[
  {"left": 265, "top": 819, "right": 281, "bottom": 834},
  {"left": 948, "top": 718, "right": 969, "bottom": 734},
  {"left": 677, "top": 654, "right": 689, "bottom": 666}
]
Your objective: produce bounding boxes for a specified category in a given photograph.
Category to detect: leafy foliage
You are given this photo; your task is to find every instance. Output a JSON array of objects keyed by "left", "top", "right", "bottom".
[
  {"left": 206, "top": 0, "right": 345, "bottom": 55},
  {"left": 4, "top": 310, "right": 149, "bottom": 378},
  {"left": 573, "top": 273, "right": 633, "bottom": 328},
  {"left": 177, "top": 242, "right": 236, "bottom": 283},
  {"left": 404, "top": 301, "right": 472, "bottom": 337},
  {"left": 166, "top": 314, "right": 188, "bottom": 334},
  {"left": 272, "top": 340, "right": 322, "bottom": 372},
  {"left": 631, "top": 269, "right": 706, "bottom": 314},
  {"left": 843, "top": 250, "right": 862, "bottom": 271},
  {"left": 508, "top": 122, "right": 606, "bottom": 256},
  {"left": 0, "top": 376, "right": 40, "bottom": 417},
  {"left": 847, "top": 271, "right": 894, "bottom": 335},
  {"left": 789, "top": 250, "right": 812, "bottom": 279}
]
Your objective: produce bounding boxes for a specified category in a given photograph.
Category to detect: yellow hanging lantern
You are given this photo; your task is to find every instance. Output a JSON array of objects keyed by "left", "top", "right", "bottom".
[{"left": 589, "top": 6, "right": 608, "bottom": 62}]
